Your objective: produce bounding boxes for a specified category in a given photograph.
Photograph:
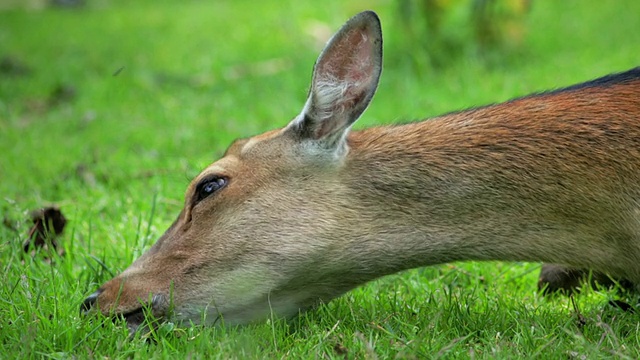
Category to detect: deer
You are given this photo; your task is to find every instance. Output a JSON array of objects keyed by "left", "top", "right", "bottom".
[{"left": 81, "top": 10, "right": 640, "bottom": 331}]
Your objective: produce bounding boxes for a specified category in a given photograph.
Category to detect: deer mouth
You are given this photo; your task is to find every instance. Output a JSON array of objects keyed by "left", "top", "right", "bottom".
[
  {"left": 120, "top": 307, "right": 147, "bottom": 332},
  {"left": 120, "top": 294, "right": 170, "bottom": 333}
]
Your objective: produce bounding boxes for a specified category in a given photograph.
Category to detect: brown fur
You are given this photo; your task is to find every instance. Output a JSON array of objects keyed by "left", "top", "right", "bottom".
[{"left": 83, "top": 11, "right": 640, "bottom": 329}]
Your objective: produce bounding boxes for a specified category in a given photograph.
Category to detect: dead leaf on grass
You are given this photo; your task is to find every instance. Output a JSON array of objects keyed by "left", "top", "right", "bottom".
[{"left": 23, "top": 206, "right": 67, "bottom": 260}]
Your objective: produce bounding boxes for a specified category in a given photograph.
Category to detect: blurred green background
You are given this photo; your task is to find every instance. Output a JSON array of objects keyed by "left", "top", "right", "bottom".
[{"left": 1, "top": 0, "right": 639, "bottom": 358}]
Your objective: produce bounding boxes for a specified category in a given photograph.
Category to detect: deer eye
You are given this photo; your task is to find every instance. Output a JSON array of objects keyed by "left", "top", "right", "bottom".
[{"left": 195, "top": 176, "right": 227, "bottom": 203}]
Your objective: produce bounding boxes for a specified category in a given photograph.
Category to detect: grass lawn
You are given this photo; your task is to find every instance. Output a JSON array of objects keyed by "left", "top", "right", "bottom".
[{"left": 2, "top": 0, "right": 640, "bottom": 358}]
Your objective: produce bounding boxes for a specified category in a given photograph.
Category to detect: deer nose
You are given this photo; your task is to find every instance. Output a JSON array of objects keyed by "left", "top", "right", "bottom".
[{"left": 80, "top": 289, "right": 103, "bottom": 313}]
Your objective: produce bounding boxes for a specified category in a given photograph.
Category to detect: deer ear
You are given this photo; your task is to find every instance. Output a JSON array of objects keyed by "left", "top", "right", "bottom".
[{"left": 287, "top": 11, "right": 383, "bottom": 156}]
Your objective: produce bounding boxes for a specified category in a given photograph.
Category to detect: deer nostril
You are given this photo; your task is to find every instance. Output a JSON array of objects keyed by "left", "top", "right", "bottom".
[{"left": 80, "top": 289, "right": 103, "bottom": 314}]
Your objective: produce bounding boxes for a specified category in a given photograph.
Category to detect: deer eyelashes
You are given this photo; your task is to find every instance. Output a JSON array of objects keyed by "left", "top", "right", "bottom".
[{"left": 195, "top": 176, "right": 228, "bottom": 203}]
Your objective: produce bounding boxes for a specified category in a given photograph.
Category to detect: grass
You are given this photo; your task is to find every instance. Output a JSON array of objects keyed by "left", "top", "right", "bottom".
[{"left": 1, "top": 0, "right": 640, "bottom": 358}]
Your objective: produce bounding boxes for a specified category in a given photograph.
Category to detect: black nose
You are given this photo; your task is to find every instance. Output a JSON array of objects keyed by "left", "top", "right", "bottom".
[{"left": 81, "top": 289, "right": 102, "bottom": 313}]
